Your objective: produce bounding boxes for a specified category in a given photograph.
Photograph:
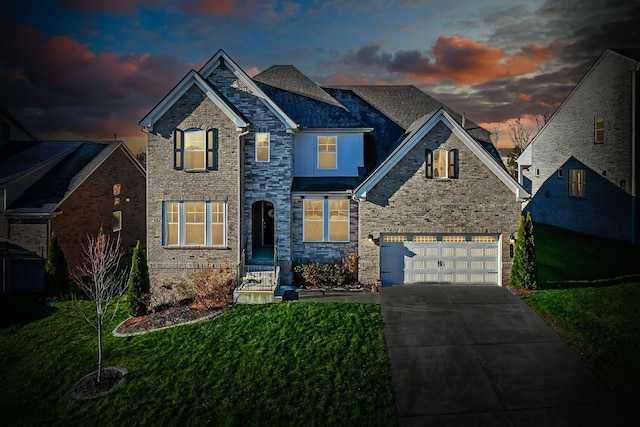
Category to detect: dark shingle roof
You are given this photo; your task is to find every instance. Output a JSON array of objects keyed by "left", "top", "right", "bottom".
[
  {"left": 292, "top": 177, "right": 361, "bottom": 192},
  {"left": 6, "top": 142, "right": 113, "bottom": 213},
  {"left": 610, "top": 48, "right": 640, "bottom": 62},
  {"left": 0, "top": 141, "right": 81, "bottom": 185},
  {"left": 256, "top": 82, "right": 365, "bottom": 129},
  {"left": 325, "top": 85, "right": 491, "bottom": 143},
  {"left": 253, "top": 65, "right": 345, "bottom": 108}
]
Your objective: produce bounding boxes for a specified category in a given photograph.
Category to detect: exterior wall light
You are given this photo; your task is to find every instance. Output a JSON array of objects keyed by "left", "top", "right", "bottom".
[
  {"left": 509, "top": 233, "right": 516, "bottom": 258},
  {"left": 367, "top": 234, "right": 374, "bottom": 243}
]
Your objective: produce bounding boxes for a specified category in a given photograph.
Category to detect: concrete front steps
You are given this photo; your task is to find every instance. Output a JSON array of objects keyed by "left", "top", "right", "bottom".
[{"left": 233, "top": 267, "right": 280, "bottom": 304}]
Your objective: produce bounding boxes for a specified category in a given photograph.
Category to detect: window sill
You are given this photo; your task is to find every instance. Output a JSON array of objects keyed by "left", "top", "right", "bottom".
[
  {"left": 162, "top": 245, "right": 230, "bottom": 250},
  {"left": 434, "top": 177, "right": 451, "bottom": 182},
  {"left": 184, "top": 169, "right": 208, "bottom": 173},
  {"left": 303, "top": 241, "right": 351, "bottom": 244}
]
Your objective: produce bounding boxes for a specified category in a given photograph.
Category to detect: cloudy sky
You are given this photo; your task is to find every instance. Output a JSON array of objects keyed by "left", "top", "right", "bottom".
[{"left": 1, "top": 0, "right": 638, "bottom": 151}]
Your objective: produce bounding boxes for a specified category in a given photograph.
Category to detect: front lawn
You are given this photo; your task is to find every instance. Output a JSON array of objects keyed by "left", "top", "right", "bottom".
[
  {"left": 533, "top": 223, "right": 640, "bottom": 287},
  {"left": 0, "top": 299, "right": 397, "bottom": 426},
  {"left": 522, "top": 282, "right": 640, "bottom": 413}
]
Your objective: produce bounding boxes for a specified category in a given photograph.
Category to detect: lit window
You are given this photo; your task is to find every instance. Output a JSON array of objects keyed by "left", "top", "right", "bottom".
[
  {"left": 303, "top": 200, "right": 324, "bottom": 242},
  {"left": 569, "top": 169, "right": 586, "bottom": 198},
  {"left": 426, "top": 148, "right": 458, "bottom": 179},
  {"left": 329, "top": 200, "right": 349, "bottom": 241},
  {"left": 303, "top": 198, "right": 350, "bottom": 242},
  {"left": 211, "top": 202, "right": 225, "bottom": 246},
  {"left": 163, "top": 201, "right": 226, "bottom": 246},
  {"left": 256, "top": 133, "right": 270, "bottom": 162},
  {"left": 165, "top": 202, "right": 179, "bottom": 245},
  {"left": 112, "top": 211, "right": 122, "bottom": 232},
  {"left": 318, "top": 136, "right": 337, "bottom": 169},
  {"left": 113, "top": 184, "right": 121, "bottom": 196},
  {"left": 185, "top": 130, "right": 205, "bottom": 170},
  {"left": 595, "top": 117, "right": 604, "bottom": 143}
]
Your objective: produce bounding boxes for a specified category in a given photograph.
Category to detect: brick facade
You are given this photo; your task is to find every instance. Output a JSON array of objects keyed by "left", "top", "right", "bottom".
[
  {"left": 51, "top": 146, "right": 146, "bottom": 271},
  {"left": 358, "top": 122, "right": 521, "bottom": 285},
  {"left": 523, "top": 50, "right": 639, "bottom": 242}
]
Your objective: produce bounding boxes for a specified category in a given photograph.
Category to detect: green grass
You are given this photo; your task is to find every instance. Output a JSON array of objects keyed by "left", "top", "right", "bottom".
[
  {"left": 533, "top": 223, "right": 640, "bottom": 287},
  {"left": 522, "top": 282, "right": 640, "bottom": 411},
  {"left": 0, "top": 299, "right": 398, "bottom": 426}
]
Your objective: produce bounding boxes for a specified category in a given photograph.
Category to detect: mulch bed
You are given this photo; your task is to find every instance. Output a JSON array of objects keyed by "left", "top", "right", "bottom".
[{"left": 114, "top": 304, "right": 226, "bottom": 335}]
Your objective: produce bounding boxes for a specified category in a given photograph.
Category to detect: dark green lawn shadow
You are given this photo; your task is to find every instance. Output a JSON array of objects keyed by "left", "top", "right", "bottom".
[{"left": 0, "top": 294, "right": 57, "bottom": 327}]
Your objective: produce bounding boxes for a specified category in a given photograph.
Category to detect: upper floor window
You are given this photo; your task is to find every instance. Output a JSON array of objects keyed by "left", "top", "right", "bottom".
[
  {"left": 426, "top": 148, "right": 458, "bottom": 179},
  {"left": 173, "top": 128, "right": 219, "bottom": 171},
  {"left": 112, "top": 211, "right": 122, "bottom": 232},
  {"left": 303, "top": 198, "right": 349, "bottom": 242},
  {"left": 256, "top": 132, "right": 270, "bottom": 162},
  {"left": 318, "top": 136, "right": 337, "bottom": 169},
  {"left": 594, "top": 117, "right": 604, "bottom": 143},
  {"left": 163, "top": 201, "right": 226, "bottom": 247},
  {"left": 569, "top": 169, "right": 586, "bottom": 198}
]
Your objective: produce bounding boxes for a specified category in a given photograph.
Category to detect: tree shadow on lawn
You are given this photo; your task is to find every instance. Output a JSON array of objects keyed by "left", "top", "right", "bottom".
[{"left": 0, "top": 294, "right": 57, "bottom": 327}]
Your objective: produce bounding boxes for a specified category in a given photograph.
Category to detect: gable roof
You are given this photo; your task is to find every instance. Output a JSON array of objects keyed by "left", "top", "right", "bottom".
[
  {"left": 139, "top": 69, "right": 250, "bottom": 130},
  {"left": 254, "top": 65, "right": 345, "bottom": 109},
  {"left": 5, "top": 141, "right": 144, "bottom": 215},
  {"left": 354, "top": 108, "right": 529, "bottom": 200},
  {"left": 198, "top": 49, "right": 299, "bottom": 131},
  {"left": 0, "top": 141, "right": 80, "bottom": 185},
  {"left": 0, "top": 105, "right": 41, "bottom": 142}
]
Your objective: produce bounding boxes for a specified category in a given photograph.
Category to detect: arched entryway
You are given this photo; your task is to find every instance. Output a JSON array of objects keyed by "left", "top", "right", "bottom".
[{"left": 251, "top": 200, "right": 274, "bottom": 262}]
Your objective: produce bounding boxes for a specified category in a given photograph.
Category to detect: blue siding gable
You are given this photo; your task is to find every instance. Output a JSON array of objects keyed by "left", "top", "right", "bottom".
[{"left": 294, "top": 132, "right": 364, "bottom": 177}]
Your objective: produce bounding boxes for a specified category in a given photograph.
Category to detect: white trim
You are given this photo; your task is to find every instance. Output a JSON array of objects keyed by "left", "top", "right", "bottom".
[
  {"left": 354, "top": 108, "right": 529, "bottom": 200},
  {"left": 295, "top": 128, "right": 374, "bottom": 134},
  {"left": 198, "top": 49, "right": 299, "bottom": 131},
  {"left": 317, "top": 135, "right": 338, "bottom": 170},
  {"left": 139, "top": 70, "right": 249, "bottom": 130}
]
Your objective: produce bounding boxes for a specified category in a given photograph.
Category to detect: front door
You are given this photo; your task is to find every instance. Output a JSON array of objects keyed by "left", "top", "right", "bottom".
[{"left": 251, "top": 201, "right": 274, "bottom": 248}]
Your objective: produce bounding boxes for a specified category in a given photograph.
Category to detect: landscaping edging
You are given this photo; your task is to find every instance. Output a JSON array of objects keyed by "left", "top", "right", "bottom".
[
  {"left": 69, "top": 367, "right": 128, "bottom": 400},
  {"left": 112, "top": 308, "right": 226, "bottom": 337}
]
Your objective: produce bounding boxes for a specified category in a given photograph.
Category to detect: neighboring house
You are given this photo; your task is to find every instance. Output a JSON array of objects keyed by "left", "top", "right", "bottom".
[
  {"left": 0, "top": 119, "right": 146, "bottom": 292},
  {"left": 140, "top": 50, "right": 527, "bottom": 300},
  {"left": 517, "top": 48, "right": 640, "bottom": 243}
]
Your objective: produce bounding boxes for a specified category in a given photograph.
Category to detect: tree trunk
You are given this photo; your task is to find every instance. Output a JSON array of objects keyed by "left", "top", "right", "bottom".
[{"left": 97, "top": 314, "right": 103, "bottom": 383}]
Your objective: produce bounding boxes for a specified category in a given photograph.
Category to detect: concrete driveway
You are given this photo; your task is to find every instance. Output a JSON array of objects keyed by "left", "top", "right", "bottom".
[{"left": 380, "top": 284, "right": 634, "bottom": 426}]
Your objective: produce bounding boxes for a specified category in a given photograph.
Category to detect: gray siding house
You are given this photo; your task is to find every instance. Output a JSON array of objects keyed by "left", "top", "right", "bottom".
[
  {"left": 518, "top": 48, "right": 640, "bottom": 243},
  {"left": 140, "top": 50, "right": 527, "bottom": 300}
]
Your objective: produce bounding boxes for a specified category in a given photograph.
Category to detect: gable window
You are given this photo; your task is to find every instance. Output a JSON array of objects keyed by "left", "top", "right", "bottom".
[
  {"left": 569, "top": 169, "right": 586, "bottom": 198},
  {"left": 173, "top": 128, "right": 219, "bottom": 171},
  {"left": 303, "top": 198, "right": 350, "bottom": 242},
  {"left": 112, "top": 211, "right": 122, "bottom": 232},
  {"left": 594, "top": 117, "right": 604, "bottom": 143},
  {"left": 163, "top": 201, "right": 226, "bottom": 246},
  {"left": 318, "top": 136, "right": 337, "bottom": 169},
  {"left": 256, "top": 132, "right": 270, "bottom": 162},
  {"left": 426, "top": 148, "right": 458, "bottom": 179}
]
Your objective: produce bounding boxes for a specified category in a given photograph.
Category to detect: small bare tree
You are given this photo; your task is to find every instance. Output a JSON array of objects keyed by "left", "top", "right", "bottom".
[
  {"left": 72, "top": 226, "right": 128, "bottom": 383},
  {"left": 490, "top": 126, "right": 501, "bottom": 147},
  {"left": 507, "top": 116, "right": 534, "bottom": 151}
]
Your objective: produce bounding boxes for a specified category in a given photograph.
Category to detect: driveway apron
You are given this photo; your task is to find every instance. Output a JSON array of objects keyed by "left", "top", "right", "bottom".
[{"left": 380, "top": 284, "right": 634, "bottom": 426}]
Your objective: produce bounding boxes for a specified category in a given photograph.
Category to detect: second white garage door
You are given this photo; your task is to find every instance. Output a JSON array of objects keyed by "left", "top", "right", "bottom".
[{"left": 380, "top": 234, "right": 501, "bottom": 285}]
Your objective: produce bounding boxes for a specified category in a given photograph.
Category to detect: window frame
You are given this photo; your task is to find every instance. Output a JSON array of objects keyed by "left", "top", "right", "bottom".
[
  {"left": 184, "top": 129, "right": 206, "bottom": 171},
  {"left": 426, "top": 148, "right": 458, "bottom": 179},
  {"left": 317, "top": 136, "right": 337, "bottom": 169},
  {"left": 163, "top": 201, "right": 227, "bottom": 247},
  {"left": 569, "top": 169, "right": 587, "bottom": 198},
  {"left": 256, "top": 132, "right": 270, "bottom": 162},
  {"left": 112, "top": 211, "right": 122, "bottom": 232},
  {"left": 594, "top": 117, "right": 604, "bottom": 144},
  {"left": 173, "top": 128, "right": 219, "bottom": 171},
  {"left": 303, "top": 198, "right": 350, "bottom": 243}
]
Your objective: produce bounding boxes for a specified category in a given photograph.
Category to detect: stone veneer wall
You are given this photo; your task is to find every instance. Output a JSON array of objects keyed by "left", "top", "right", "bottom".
[
  {"left": 208, "top": 66, "right": 295, "bottom": 282},
  {"left": 358, "top": 121, "right": 522, "bottom": 285}
]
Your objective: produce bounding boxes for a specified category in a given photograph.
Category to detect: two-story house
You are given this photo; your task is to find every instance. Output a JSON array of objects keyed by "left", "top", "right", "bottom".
[
  {"left": 517, "top": 48, "right": 640, "bottom": 243},
  {"left": 140, "top": 50, "right": 527, "bottom": 301}
]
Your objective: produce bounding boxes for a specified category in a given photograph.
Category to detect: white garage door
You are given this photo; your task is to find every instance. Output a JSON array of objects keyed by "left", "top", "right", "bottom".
[{"left": 380, "top": 234, "right": 500, "bottom": 285}]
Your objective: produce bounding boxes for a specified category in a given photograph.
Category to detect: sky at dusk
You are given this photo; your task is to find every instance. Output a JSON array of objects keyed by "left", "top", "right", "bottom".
[{"left": 1, "top": 0, "right": 639, "bottom": 152}]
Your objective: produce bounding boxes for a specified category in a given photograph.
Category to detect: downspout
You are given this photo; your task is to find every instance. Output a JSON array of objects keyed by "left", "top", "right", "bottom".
[
  {"left": 237, "top": 129, "right": 250, "bottom": 266},
  {"left": 631, "top": 64, "right": 638, "bottom": 243}
]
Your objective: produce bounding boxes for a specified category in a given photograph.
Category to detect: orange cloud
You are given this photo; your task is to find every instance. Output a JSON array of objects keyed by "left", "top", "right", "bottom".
[{"left": 517, "top": 93, "right": 533, "bottom": 102}]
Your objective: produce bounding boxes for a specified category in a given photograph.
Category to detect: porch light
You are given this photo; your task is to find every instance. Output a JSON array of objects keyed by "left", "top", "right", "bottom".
[
  {"left": 367, "top": 234, "right": 374, "bottom": 243},
  {"left": 509, "top": 234, "right": 516, "bottom": 244}
]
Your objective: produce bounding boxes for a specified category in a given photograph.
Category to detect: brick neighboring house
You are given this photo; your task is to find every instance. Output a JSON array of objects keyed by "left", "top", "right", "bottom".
[
  {"left": 517, "top": 48, "right": 640, "bottom": 243},
  {"left": 0, "top": 115, "right": 146, "bottom": 292},
  {"left": 140, "top": 50, "right": 527, "bottom": 300}
]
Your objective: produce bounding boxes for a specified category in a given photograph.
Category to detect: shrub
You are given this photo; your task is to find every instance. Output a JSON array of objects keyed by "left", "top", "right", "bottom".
[
  {"left": 149, "top": 278, "right": 192, "bottom": 312},
  {"left": 126, "top": 241, "right": 150, "bottom": 317},
  {"left": 293, "top": 254, "right": 359, "bottom": 289},
  {"left": 511, "top": 212, "right": 538, "bottom": 290},
  {"left": 189, "top": 265, "right": 237, "bottom": 309},
  {"left": 43, "top": 232, "right": 69, "bottom": 296}
]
